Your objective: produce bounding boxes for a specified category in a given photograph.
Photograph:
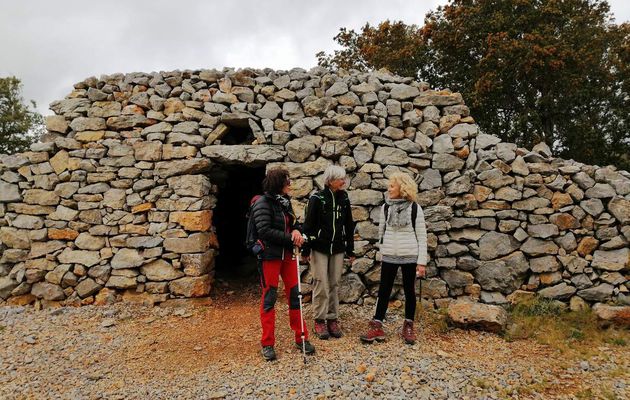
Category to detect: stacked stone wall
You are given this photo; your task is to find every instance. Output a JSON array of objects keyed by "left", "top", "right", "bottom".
[{"left": 0, "top": 67, "right": 628, "bottom": 308}]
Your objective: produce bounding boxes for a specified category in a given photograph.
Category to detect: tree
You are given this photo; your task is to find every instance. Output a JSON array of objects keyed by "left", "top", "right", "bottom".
[
  {"left": 318, "top": 1, "right": 630, "bottom": 170},
  {"left": 0, "top": 76, "right": 45, "bottom": 155},
  {"left": 316, "top": 21, "right": 426, "bottom": 78}
]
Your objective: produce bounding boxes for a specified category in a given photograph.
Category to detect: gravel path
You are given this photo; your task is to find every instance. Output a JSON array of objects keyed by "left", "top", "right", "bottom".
[{"left": 1, "top": 285, "right": 628, "bottom": 400}]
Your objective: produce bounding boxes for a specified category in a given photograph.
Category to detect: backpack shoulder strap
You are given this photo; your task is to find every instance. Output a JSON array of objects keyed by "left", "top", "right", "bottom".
[
  {"left": 381, "top": 204, "right": 389, "bottom": 242},
  {"left": 411, "top": 202, "right": 418, "bottom": 231}
]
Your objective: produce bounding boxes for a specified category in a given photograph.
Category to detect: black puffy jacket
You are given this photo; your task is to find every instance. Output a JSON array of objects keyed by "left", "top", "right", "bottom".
[
  {"left": 251, "top": 194, "right": 299, "bottom": 261},
  {"left": 302, "top": 188, "right": 355, "bottom": 257}
]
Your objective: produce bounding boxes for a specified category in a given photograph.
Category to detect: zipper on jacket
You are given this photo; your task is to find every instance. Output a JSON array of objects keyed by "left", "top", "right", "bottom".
[
  {"left": 330, "top": 188, "right": 336, "bottom": 254},
  {"left": 282, "top": 204, "right": 288, "bottom": 260}
]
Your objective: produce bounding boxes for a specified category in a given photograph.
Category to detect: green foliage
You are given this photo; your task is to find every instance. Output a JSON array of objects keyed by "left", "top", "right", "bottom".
[
  {"left": 0, "top": 76, "right": 44, "bottom": 155},
  {"left": 509, "top": 296, "right": 566, "bottom": 317},
  {"left": 316, "top": 21, "right": 426, "bottom": 78},
  {"left": 318, "top": 0, "right": 630, "bottom": 170},
  {"left": 605, "top": 337, "right": 627, "bottom": 346}
]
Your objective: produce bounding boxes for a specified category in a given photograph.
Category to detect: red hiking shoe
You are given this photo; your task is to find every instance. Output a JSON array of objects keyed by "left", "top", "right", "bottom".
[
  {"left": 402, "top": 319, "right": 416, "bottom": 345},
  {"left": 314, "top": 319, "right": 330, "bottom": 340},
  {"left": 359, "top": 319, "right": 385, "bottom": 343},
  {"left": 327, "top": 319, "right": 343, "bottom": 338}
]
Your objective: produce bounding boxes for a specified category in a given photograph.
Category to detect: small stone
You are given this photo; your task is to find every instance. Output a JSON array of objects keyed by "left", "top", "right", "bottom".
[
  {"left": 101, "top": 318, "right": 116, "bottom": 328},
  {"left": 24, "top": 335, "right": 37, "bottom": 345}
]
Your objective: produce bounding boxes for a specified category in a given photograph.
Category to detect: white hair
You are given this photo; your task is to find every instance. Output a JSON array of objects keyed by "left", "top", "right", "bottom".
[{"left": 323, "top": 165, "right": 347, "bottom": 186}]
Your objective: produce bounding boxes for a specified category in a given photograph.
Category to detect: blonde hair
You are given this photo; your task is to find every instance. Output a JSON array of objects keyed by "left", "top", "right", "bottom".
[{"left": 389, "top": 172, "right": 418, "bottom": 202}]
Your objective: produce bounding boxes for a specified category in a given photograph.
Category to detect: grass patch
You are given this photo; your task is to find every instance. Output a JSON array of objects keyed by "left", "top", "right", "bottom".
[
  {"left": 415, "top": 306, "right": 450, "bottom": 334},
  {"left": 473, "top": 378, "right": 490, "bottom": 389},
  {"left": 503, "top": 296, "right": 630, "bottom": 357},
  {"left": 576, "top": 388, "right": 594, "bottom": 400}
]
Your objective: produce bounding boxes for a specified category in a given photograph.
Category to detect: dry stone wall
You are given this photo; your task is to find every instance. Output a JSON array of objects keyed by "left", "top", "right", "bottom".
[{"left": 0, "top": 67, "right": 628, "bottom": 309}]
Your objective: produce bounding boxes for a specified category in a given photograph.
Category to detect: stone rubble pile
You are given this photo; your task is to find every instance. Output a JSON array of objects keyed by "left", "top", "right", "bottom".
[{"left": 0, "top": 66, "right": 628, "bottom": 309}]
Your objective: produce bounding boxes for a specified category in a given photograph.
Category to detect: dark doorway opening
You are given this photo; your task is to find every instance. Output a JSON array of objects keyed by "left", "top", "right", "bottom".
[
  {"left": 220, "top": 124, "right": 255, "bottom": 145},
  {"left": 211, "top": 165, "right": 265, "bottom": 283}
]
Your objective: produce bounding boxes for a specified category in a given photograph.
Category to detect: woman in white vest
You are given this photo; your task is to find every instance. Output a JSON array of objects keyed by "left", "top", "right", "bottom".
[{"left": 360, "top": 172, "right": 427, "bottom": 344}]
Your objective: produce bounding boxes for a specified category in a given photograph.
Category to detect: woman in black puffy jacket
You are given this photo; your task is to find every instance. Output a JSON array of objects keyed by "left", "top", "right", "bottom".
[{"left": 250, "top": 167, "right": 315, "bottom": 361}]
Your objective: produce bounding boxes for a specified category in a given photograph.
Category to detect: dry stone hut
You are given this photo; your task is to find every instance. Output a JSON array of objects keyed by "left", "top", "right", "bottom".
[{"left": 0, "top": 67, "right": 628, "bottom": 309}]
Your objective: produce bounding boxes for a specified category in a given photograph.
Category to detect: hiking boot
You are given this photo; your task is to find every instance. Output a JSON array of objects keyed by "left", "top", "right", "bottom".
[
  {"left": 327, "top": 319, "right": 343, "bottom": 338},
  {"left": 314, "top": 319, "right": 330, "bottom": 340},
  {"left": 402, "top": 319, "right": 416, "bottom": 345},
  {"left": 295, "top": 340, "right": 315, "bottom": 355},
  {"left": 261, "top": 345, "right": 276, "bottom": 361},
  {"left": 360, "top": 319, "right": 385, "bottom": 343}
]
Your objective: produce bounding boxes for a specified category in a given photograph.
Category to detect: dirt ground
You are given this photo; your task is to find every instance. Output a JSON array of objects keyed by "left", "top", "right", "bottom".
[{"left": 1, "top": 279, "right": 628, "bottom": 399}]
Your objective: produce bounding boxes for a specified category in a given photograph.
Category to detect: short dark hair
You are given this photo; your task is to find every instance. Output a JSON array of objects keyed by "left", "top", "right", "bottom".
[{"left": 263, "top": 167, "right": 289, "bottom": 195}]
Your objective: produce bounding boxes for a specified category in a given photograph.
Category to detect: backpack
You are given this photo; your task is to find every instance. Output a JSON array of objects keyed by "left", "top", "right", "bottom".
[
  {"left": 245, "top": 195, "right": 265, "bottom": 257},
  {"left": 382, "top": 202, "right": 418, "bottom": 241}
]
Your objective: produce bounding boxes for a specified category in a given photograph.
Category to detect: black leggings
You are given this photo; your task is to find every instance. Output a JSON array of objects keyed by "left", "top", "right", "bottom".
[{"left": 374, "top": 262, "right": 416, "bottom": 321}]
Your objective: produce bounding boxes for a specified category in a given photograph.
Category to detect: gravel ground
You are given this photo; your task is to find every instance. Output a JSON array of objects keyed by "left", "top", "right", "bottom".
[{"left": 1, "top": 284, "right": 628, "bottom": 400}]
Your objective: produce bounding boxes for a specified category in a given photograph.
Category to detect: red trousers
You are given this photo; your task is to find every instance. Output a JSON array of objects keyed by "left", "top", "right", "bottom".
[{"left": 259, "top": 253, "right": 309, "bottom": 347}]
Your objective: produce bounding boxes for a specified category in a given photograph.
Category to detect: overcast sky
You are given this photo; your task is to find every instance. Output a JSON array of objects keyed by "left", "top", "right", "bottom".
[{"left": 1, "top": 0, "right": 628, "bottom": 116}]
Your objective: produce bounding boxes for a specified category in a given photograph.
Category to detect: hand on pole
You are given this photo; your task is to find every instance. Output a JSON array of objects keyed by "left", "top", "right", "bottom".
[{"left": 291, "top": 229, "right": 304, "bottom": 247}]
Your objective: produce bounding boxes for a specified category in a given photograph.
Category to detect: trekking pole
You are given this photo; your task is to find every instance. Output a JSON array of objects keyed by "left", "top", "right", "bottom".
[
  {"left": 294, "top": 246, "right": 307, "bottom": 364},
  {"left": 416, "top": 274, "right": 423, "bottom": 338}
]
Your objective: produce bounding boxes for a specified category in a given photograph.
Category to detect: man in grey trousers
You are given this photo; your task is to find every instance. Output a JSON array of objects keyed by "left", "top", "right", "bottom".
[{"left": 302, "top": 165, "right": 355, "bottom": 339}]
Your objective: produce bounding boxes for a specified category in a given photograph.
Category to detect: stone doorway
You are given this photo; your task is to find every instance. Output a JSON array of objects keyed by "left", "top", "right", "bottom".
[{"left": 210, "top": 164, "right": 265, "bottom": 282}]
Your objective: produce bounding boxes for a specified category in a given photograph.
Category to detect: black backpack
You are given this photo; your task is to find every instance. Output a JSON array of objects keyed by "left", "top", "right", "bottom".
[
  {"left": 382, "top": 202, "right": 418, "bottom": 241},
  {"left": 245, "top": 195, "right": 265, "bottom": 257}
]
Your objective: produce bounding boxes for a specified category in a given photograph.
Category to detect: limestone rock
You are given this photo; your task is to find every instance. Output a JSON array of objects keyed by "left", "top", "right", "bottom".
[
  {"left": 433, "top": 153, "right": 465, "bottom": 171},
  {"left": 181, "top": 250, "right": 215, "bottom": 277},
  {"left": 478, "top": 232, "right": 520, "bottom": 260},
  {"left": 106, "top": 276, "right": 137, "bottom": 289},
  {"left": 285, "top": 136, "right": 322, "bottom": 163},
  {"left": 474, "top": 251, "right": 528, "bottom": 294},
  {"left": 169, "top": 275, "right": 211, "bottom": 297},
  {"left": 75, "top": 278, "right": 102, "bottom": 298},
  {"left": 592, "top": 304, "right": 630, "bottom": 327},
  {"left": 0, "top": 182, "right": 21, "bottom": 202},
  {"left": 169, "top": 211, "right": 212, "bottom": 232},
  {"left": 591, "top": 248, "right": 629, "bottom": 271},
  {"left": 538, "top": 282, "right": 576, "bottom": 300},
  {"left": 31, "top": 282, "right": 65, "bottom": 301},
  {"left": 347, "top": 190, "right": 383, "bottom": 206},
  {"left": 111, "top": 248, "right": 144, "bottom": 269},
  {"left": 141, "top": 260, "right": 184, "bottom": 281},
  {"left": 447, "top": 301, "right": 508, "bottom": 333},
  {"left": 155, "top": 158, "right": 211, "bottom": 178},
  {"left": 520, "top": 238, "right": 559, "bottom": 257},
  {"left": 577, "top": 283, "right": 615, "bottom": 302},
  {"left": 338, "top": 273, "right": 366, "bottom": 303},
  {"left": 373, "top": 146, "right": 409, "bottom": 166},
  {"left": 57, "top": 249, "right": 100, "bottom": 267},
  {"left": 164, "top": 232, "right": 211, "bottom": 253},
  {"left": 201, "top": 145, "right": 285, "bottom": 166},
  {"left": 75, "top": 233, "right": 106, "bottom": 251},
  {"left": 608, "top": 197, "right": 630, "bottom": 224}
]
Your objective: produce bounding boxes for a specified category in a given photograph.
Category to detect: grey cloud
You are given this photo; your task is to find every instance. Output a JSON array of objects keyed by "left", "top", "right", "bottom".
[{"left": 1, "top": 0, "right": 627, "bottom": 116}]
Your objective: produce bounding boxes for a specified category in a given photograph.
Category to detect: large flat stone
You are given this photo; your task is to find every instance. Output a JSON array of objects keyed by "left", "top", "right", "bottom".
[
  {"left": 169, "top": 211, "right": 212, "bottom": 232},
  {"left": 169, "top": 275, "right": 212, "bottom": 297},
  {"left": 447, "top": 301, "right": 508, "bottom": 333},
  {"left": 141, "top": 260, "right": 184, "bottom": 282},
  {"left": 0, "top": 182, "right": 21, "bottom": 202},
  {"left": 164, "top": 232, "right": 211, "bottom": 254},
  {"left": 591, "top": 248, "right": 629, "bottom": 271},
  {"left": 201, "top": 145, "right": 285, "bottom": 166}
]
